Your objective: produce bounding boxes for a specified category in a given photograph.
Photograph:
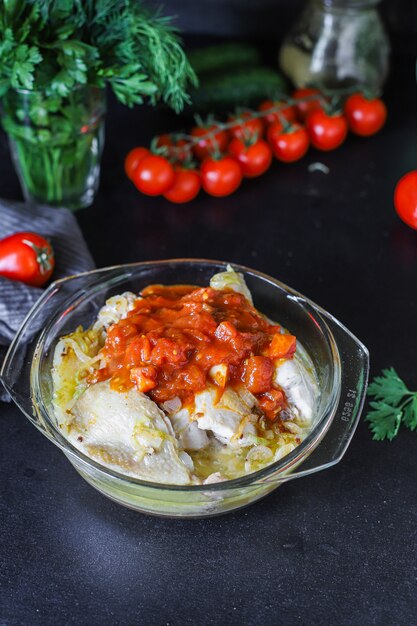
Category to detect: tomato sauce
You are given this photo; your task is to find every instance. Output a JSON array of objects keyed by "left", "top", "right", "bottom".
[{"left": 90, "top": 285, "right": 296, "bottom": 420}]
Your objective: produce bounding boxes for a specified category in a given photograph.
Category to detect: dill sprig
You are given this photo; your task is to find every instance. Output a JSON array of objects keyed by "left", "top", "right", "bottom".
[
  {"left": 366, "top": 368, "right": 417, "bottom": 441},
  {"left": 0, "top": 0, "right": 197, "bottom": 111}
]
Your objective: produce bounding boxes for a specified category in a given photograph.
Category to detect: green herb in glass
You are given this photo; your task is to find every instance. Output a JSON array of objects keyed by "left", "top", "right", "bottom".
[{"left": 0, "top": 1, "right": 197, "bottom": 210}]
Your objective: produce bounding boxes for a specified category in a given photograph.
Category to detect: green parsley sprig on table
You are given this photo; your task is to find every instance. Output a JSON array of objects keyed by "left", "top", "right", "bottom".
[
  {"left": 0, "top": 0, "right": 197, "bottom": 111},
  {"left": 366, "top": 368, "right": 417, "bottom": 441}
]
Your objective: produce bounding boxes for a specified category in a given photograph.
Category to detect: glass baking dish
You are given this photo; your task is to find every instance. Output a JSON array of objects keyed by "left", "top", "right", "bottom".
[{"left": 1, "top": 259, "right": 369, "bottom": 518}]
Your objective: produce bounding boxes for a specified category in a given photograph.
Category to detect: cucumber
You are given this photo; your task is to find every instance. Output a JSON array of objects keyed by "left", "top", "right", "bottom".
[
  {"left": 188, "top": 43, "right": 262, "bottom": 76},
  {"left": 189, "top": 67, "right": 288, "bottom": 112}
]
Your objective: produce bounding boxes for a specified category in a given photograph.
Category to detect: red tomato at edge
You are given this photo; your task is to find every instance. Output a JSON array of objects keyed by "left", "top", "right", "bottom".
[
  {"left": 0, "top": 231, "right": 55, "bottom": 287},
  {"left": 394, "top": 171, "right": 417, "bottom": 230}
]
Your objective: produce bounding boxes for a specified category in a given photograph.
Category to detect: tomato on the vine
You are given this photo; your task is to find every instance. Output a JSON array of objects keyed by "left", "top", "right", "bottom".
[
  {"left": 164, "top": 168, "right": 201, "bottom": 204},
  {"left": 156, "top": 134, "right": 190, "bottom": 161},
  {"left": 124, "top": 147, "right": 149, "bottom": 180},
  {"left": 228, "top": 112, "right": 264, "bottom": 141},
  {"left": 292, "top": 88, "right": 323, "bottom": 121},
  {"left": 267, "top": 123, "right": 310, "bottom": 162},
  {"left": 344, "top": 93, "right": 387, "bottom": 137},
  {"left": 201, "top": 157, "right": 243, "bottom": 197},
  {"left": 133, "top": 155, "right": 175, "bottom": 196},
  {"left": 229, "top": 137, "right": 272, "bottom": 177},
  {"left": 394, "top": 171, "right": 417, "bottom": 230},
  {"left": 191, "top": 125, "right": 229, "bottom": 160},
  {"left": 0, "top": 231, "right": 55, "bottom": 287},
  {"left": 306, "top": 110, "right": 348, "bottom": 151},
  {"left": 258, "top": 100, "right": 297, "bottom": 126}
]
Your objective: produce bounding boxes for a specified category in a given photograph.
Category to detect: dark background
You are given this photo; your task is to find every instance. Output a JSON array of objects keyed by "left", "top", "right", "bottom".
[
  {"left": 2, "top": 2, "right": 417, "bottom": 625},
  {"left": 157, "top": 0, "right": 417, "bottom": 42}
]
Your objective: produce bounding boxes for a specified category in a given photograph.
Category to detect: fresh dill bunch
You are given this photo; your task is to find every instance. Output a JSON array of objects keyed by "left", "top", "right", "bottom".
[
  {"left": 366, "top": 367, "right": 417, "bottom": 441},
  {"left": 0, "top": 0, "right": 197, "bottom": 112}
]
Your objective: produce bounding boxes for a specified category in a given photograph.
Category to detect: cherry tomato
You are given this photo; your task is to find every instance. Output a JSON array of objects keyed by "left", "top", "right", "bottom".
[
  {"left": 124, "top": 147, "right": 149, "bottom": 180},
  {"left": 394, "top": 171, "right": 417, "bottom": 230},
  {"left": 306, "top": 110, "right": 348, "bottom": 151},
  {"left": 243, "top": 356, "right": 274, "bottom": 394},
  {"left": 164, "top": 168, "right": 201, "bottom": 204},
  {"left": 344, "top": 93, "right": 387, "bottom": 137},
  {"left": 191, "top": 125, "right": 229, "bottom": 160},
  {"left": 228, "top": 137, "right": 272, "bottom": 178},
  {"left": 201, "top": 157, "right": 243, "bottom": 197},
  {"left": 267, "top": 123, "right": 310, "bottom": 162},
  {"left": 292, "top": 88, "right": 323, "bottom": 121},
  {"left": 228, "top": 112, "right": 264, "bottom": 141},
  {"left": 156, "top": 134, "right": 191, "bottom": 161},
  {"left": 133, "top": 155, "right": 175, "bottom": 196},
  {"left": 258, "top": 100, "right": 297, "bottom": 126},
  {"left": 0, "top": 231, "right": 55, "bottom": 287}
]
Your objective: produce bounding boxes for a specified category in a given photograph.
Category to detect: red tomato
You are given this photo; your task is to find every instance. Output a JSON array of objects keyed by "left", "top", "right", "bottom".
[
  {"left": 124, "top": 147, "right": 149, "bottom": 180},
  {"left": 164, "top": 168, "right": 201, "bottom": 203},
  {"left": 267, "top": 123, "right": 309, "bottom": 162},
  {"left": 258, "top": 100, "right": 297, "bottom": 126},
  {"left": 257, "top": 389, "right": 285, "bottom": 421},
  {"left": 133, "top": 155, "right": 175, "bottom": 196},
  {"left": 156, "top": 134, "right": 191, "bottom": 161},
  {"left": 228, "top": 137, "right": 272, "bottom": 177},
  {"left": 394, "top": 171, "right": 417, "bottom": 230},
  {"left": 191, "top": 125, "right": 229, "bottom": 160},
  {"left": 0, "top": 231, "right": 55, "bottom": 287},
  {"left": 344, "top": 93, "right": 387, "bottom": 137},
  {"left": 292, "top": 88, "right": 323, "bottom": 121},
  {"left": 306, "top": 110, "right": 348, "bottom": 151},
  {"left": 228, "top": 112, "right": 264, "bottom": 141},
  {"left": 201, "top": 157, "right": 243, "bottom": 197},
  {"left": 268, "top": 333, "right": 297, "bottom": 358},
  {"left": 243, "top": 355, "right": 274, "bottom": 394},
  {"left": 130, "top": 365, "right": 157, "bottom": 393}
]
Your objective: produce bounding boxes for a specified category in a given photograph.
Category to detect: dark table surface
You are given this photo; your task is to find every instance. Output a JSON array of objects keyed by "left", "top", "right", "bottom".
[{"left": 2, "top": 49, "right": 417, "bottom": 626}]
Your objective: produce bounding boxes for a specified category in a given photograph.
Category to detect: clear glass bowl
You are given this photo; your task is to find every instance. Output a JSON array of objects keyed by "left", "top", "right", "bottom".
[{"left": 1, "top": 260, "right": 369, "bottom": 518}]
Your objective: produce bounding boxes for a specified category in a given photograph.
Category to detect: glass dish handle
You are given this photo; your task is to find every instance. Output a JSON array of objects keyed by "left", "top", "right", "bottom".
[{"left": 261, "top": 311, "right": 369, "bottom": 484}]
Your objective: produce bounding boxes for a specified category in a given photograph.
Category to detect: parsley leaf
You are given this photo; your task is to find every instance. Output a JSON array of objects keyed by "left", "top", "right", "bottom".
[
  {"left": 366, "top": 368, "right": 417, "bottom": 441},
  {"left": 367, "top": 367, "right": 410, "bottom": 405},
  {"left": 366, "top": 400, "right": 402, "bottom": 441},
  {"left": 402, "top": 396, "right": 417, "bottom": 431}
]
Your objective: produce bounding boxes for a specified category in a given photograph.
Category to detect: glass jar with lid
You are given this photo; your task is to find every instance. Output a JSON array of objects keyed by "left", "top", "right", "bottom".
[{"left": 279, "top": 0, "right": 390, "bottom": 93}]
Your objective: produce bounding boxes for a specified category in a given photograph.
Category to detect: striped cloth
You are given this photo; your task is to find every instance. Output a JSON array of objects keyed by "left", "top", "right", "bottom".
[{"left": 0, "top": 201, "right": 95, "bottom": 399}]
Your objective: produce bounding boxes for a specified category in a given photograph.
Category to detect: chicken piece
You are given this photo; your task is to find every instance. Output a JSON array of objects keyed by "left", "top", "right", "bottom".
[
  {"left": 194, "top": 386, "right": 257, "bottom": 445},
  {"left": 169, "top": 407, "right": 210, "bottom": 451},
  {"left": 65, "top": 381, "right": 193, "bottom": 485},
  {"left": 273, "top": 357, "right": 318, "bottom": 422}
]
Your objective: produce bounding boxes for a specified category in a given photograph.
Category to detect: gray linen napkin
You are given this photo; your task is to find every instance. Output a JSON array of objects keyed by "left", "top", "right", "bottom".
[{"left": 0, "top": 200, "right": 95, "bottom": 400}]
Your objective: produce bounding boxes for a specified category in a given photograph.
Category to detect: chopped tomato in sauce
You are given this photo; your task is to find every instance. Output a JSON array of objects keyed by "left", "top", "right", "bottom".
[{"left": 89, "top": 284, "right": 297, "bottom": 420}]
